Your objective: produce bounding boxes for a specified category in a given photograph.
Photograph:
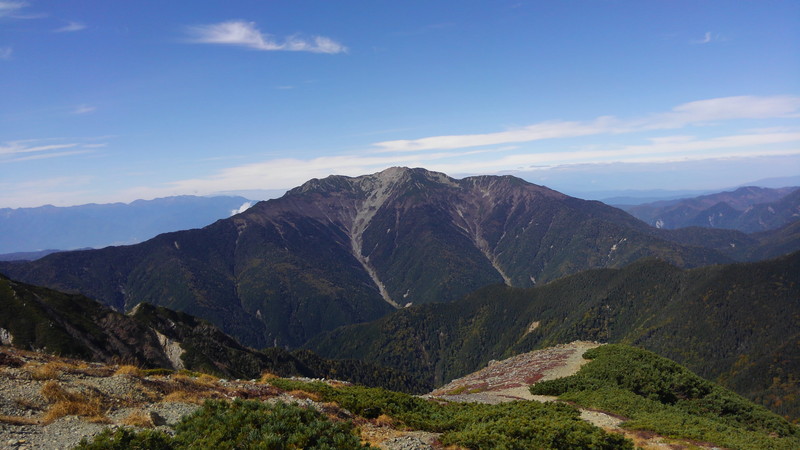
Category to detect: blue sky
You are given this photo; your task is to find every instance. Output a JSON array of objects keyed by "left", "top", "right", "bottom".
[{"left": 1, "top": 1, "right": 799, "bottom": 207}]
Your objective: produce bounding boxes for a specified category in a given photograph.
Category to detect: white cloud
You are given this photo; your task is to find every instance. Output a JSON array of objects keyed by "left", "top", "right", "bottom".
[
  {"left": 0, "top": 138, "right": 103, "bottom": 163},
  {"left": 185, "top": 20, "right": 347, "bottom": 54},
  {"left": 374, "top": 96, "right": 800, "bottom": 152},
  {"left": 115, "top": 127, "right": 800, "bottom": 201},
  {"left": 691, "top": 31, "right": 724, "bottom": 45},
  {"left": 0, "top": 1, "right": 26, "bottom": 18},
  {"left": 230, "top": 202, "right": 253, "bottom": 216},
  {"left": 54, "top": 21, "right": 86, "bottom": 32},
  {"left": 0, "top": 46, "right": 11, "bottom": 59},
  {"left": 72, "top": 105, "right": 96, "bottom": 114}
]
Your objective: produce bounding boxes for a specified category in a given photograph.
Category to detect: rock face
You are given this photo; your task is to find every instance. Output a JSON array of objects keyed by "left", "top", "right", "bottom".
[{"left": 0, "top": 167, "right": 778, "bottom": 348}]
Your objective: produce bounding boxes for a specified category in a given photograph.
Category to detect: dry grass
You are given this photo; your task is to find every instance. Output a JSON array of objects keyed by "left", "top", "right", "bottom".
[
  {"left": 162, "top": 390, "right": 206, "bottom": 404},
  {"left": 287, "top": 389, "right": 321, "bottom": 402},
  {"left": 121, "top": 409, "right": 155, "bottom": 428},
  {"left": 114, "top": 365, "right": 142, "bottom": 377},
  {"left": 14, "top": 397, "right": 42, "bottom": 410},
  {"left": 374, "top": 414, "right": 394, "bottom": 427},
  {"left": 40, "top": 380, "right": 106, "bottom": 424},
  {"left": 27, "top": 361, "right": 64, "bottom": 380},
  {"left": 0, "top": 414, "right": 40, "bottom": 425},
  {"left": 196, "top": 373, "right": 218, "bottom": 385},
  {"left": 259, "top": 371, "right": 279, "bottom": 383},
  {"left": 86, "top": 415, "right": 113, "bottom": 424}
]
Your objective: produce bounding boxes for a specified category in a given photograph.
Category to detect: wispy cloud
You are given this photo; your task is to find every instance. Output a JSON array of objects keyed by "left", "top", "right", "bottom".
[
  {"left": 0, "top": 46, "right": 11, "bottom": 59},
  {"left": 691, "top": 31, "right": 724, "bottom": 45},
  {"left": 0, "top": 1, "right": 26, "bottom": 18},
  {"left": 185, "top": 20, "right": 347, "bottom": 54},
  {"left": 54, "top": 21, "right": 85, "bottom": 32},
  {"left": 0, "top": 138, "right": 103, "bottom": 164},
  {"left": 72, "top": 105, "right": 96, "bottom": 115},
  {"left": 373, "top": 96, "right": 800, "bottom": 152}
]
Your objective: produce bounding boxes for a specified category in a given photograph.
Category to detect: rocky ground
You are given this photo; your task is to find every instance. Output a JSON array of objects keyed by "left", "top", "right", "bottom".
[
  {"left": 0, "top": 346, "right": 431, "bottom": 449},
  {"left": 1, "top": 342, "right": 720, "bottom": 449}
]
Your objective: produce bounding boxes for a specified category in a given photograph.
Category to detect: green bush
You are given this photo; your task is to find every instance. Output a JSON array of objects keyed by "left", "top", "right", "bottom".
[
  {"left": 530, "top": 344, "right": 800, "bottom": 449},
  {"left": 75, "top": 399, "right": 367, "bottom": 450},
  {"left": 269, "top": 378, "right": 632, "bottom": 448},
  {"left": 75, "top": 428, "right": 173, "bottom": 450}
]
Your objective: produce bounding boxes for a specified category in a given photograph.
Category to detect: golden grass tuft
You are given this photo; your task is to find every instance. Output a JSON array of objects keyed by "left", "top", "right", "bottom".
[
  {"left": 162, "top": 390, "right": 205, "bottom": 404},
  {"left": 14, "top": 397, "right": 41, "bottom": 410},
  {"left": 121, "top": 409, "right": 155, "bottom": 428},
  {"left": 39, "top": 380, "right": 106, "bottom": 424},
  {"left": 374, "top": 414, "right": 394, "bottom": 427},
  {"left": 196, "top": 373, "right": 218, "bottom": 385},
  {"left": 0, "top": 414, "right": 40, "bottom": 425},
  {"left": 287, "top": 389, "right": 321, "bottom": 402},
  {"left": 259, "top": 371, "right": 279, "bottom": 383},
  {"left": 41, "top": 380, "right": 73, "bottom": 403},
  {"left": 27, "top": 361, "right": 64, "bottom": 380},
  {"left": 114, "top": 365, "right": 142, "bottom": 377},
  {"left": 86, "top": 415, "right": 113, "bottom": 424}
]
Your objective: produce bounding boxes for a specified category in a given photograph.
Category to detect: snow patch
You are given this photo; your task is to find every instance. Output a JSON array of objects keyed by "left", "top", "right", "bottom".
[{"left": 173, "top": 241, "right": 180, "bottom": 250}]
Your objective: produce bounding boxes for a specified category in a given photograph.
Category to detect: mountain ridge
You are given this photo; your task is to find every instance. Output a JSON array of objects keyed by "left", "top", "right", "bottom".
[
  {"left": 1, "top": 167, "right": 797, "bottom": 349},
  {"left": 623, "top": 186, "right": 800, "bottom": 231}
]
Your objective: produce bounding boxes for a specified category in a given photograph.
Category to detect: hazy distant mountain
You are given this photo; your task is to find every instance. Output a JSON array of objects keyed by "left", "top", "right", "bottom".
[
  {"left": 0, "top": 249, "right": 78, "bottom": 262},
  {"left": 0, "top": 195, "right": 253, "bottom": 254},
  {"left": 307, "top": 251, "right": 800, "bottom": 419},
  {"left": 4, "top": 167, "right": 784, "bottom": 350},
  {"left": 622, "top": 186, "right": 800, "bottom": 232}
]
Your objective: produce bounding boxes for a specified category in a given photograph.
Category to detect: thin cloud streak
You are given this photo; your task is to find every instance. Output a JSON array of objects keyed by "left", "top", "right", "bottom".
[
  {"left": 4, "top": 149, "right": 93, "bottom": 163},
  {"left": 185, "top": 20, "right": 347, "bottom": 54},
  {"left": 0, "top": 138, "right": 105, "bottom": 163},
  {"left": 120, "top": 130, "right": 800, "bottom": 200},
  {"left": 374, "top": 96, "right": 800, "bottom": 152},
  {"left": 0, "top": 1, "right": 26, "bottom": 18},
  {"left": 54, "top": 21, "right": 86, "bottom": 33},
  {"left": 72, "top": 105, "right": 96, "bottom": 114},
  {"left": 0, "top": 46, "right": 11, "bottom": 59},
  {"left": 0, "top": 141, "right": 78, "bottom": 156}
]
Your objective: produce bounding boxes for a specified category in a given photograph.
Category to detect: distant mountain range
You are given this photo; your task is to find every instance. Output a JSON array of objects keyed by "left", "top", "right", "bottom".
[
  {"left": 307, "top": 250, "right": 800, "bottom": 420},
  {"left": 621, "top": 186, "right": 800, "bottom": 232},
  {"left": 1, "top": 168, "right": 798, "bottom": 351},
  {"left": 0, "top": 195, "right": 253, "bottom": 255}
]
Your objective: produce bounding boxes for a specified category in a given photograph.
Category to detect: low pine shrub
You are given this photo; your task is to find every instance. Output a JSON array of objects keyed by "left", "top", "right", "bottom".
[
  {"left": 269, "top": 378, "right": 632, "bottom": 448},
  {"left": 529, "top": 344, "right": 800, "bottom": 449},
  {"left": 76, "top": 399, "right": 368, "bottom": 449}
]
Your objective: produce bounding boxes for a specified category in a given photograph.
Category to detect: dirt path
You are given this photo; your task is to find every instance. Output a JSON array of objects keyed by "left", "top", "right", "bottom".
[{"left": 427, "top": 341, "right": 719, "bottom": 450}]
